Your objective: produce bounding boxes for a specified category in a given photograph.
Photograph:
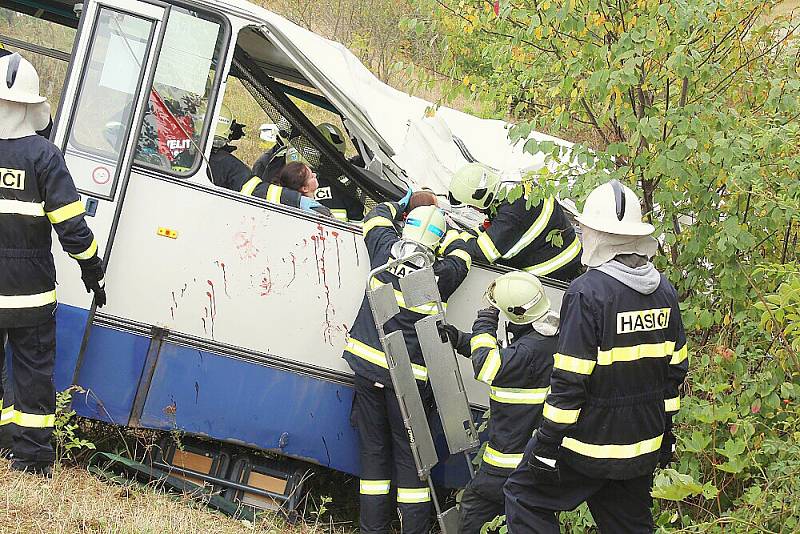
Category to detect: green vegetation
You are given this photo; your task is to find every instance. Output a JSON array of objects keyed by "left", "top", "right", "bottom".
[{"left": 407, "top": 0, "right": 800, "bottom": 531}]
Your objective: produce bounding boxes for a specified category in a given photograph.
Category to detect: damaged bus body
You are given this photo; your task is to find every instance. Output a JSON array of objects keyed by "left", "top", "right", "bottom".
[{"left": 2, "top": 0, "right": 572, "bottom": 509}]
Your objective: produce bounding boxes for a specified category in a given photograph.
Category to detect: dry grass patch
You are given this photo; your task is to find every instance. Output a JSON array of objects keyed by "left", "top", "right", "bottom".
[{"left": 0, "top": 459, "right": 351, "bottom": 534}]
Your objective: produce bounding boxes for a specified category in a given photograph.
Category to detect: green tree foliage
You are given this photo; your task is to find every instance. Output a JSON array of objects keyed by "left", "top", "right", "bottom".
[{"left": 409, "top": 0, "right": 800, "bottom": 530}]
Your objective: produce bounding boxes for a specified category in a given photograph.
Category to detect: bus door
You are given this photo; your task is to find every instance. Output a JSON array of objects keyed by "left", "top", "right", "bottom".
[{"left": 48, "top": 0, "right": 166, "bottom": 385}]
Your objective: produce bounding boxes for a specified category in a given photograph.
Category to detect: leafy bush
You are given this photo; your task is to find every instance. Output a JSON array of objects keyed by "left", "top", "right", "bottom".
[{"left": 408, "top": 0, "right": 800, "bottom": 530}]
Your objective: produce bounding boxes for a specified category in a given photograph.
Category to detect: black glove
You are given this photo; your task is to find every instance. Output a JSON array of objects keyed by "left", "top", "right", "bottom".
[
  {"left": 437, "top": 323, "right": 470, "bottom": 356},
  {"left": 527, "top": 431, "right": 561, "bottom": 484},
  {"left": 79, "top": 256, "right": 107, "bottom": 308},
  {"left": 229, "top": 120, "right": 246, "bottom": 141},
  {"left": 477, "top": 307, "right": 500, "bottom": 321},
  {"left": 659, "top": 428, "right": 676, "bottom": 468}
]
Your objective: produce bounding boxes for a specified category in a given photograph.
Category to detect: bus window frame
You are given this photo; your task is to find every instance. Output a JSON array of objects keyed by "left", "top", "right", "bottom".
[
  {"left": 131, "top": 1, "right": 231, "bottom": 181},
  {"left": 60, "top": 4, "right": 160, "bottom": 201}
]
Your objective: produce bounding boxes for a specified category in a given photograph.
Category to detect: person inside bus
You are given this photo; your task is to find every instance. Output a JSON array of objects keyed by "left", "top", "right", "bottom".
[
  {"left": 202, "top": 106, "right": 326, "bottom": 215},
  {"left": 206, "top": 103, "right": 259, "bottom": 195},
  {"left": 257, "top": 124, "right": 366, "bottom": 221},
  {"left": 275, "top": 161, "right": 332, "bottom": 217}
]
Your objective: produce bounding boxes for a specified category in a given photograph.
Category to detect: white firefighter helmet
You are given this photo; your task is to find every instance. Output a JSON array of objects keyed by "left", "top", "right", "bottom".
[
  {"left": 0, "top": 53, "right": 46, "bottom": 104},
  {"left": 213, "top": 103, "right": 235, "bottom": 148},
  {"left": 402, "top": 205, "right": 446, "bottom": 249},
  {"left": 485, "top": 271, "right": 551, "bottom": 325},
  {"left": 449, "top": 163, "right": 502, "bottom": 210},
  {"left": 576, "top": 180, "right": 655, "bottom": 236}
]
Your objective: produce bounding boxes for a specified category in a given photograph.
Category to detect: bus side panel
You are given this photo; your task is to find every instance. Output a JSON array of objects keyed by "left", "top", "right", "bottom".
[
  {"left": 138, "top": 343, "right": 360, "bottom": 475},
  {"left": 54, "top": 304, "right": 91, "bottom": 392},
  {"left": 72, "top": 326, "right": 151, "bottom": 425}
]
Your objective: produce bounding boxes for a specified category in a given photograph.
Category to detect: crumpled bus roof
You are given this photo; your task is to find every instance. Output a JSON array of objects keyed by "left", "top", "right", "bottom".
[{"left": 222, "top": 0, "right": 573, "bottom": 194}]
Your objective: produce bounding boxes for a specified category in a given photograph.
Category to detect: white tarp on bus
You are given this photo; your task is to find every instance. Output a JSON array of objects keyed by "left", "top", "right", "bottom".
[{"left": 225, "top": 0, "right": 573, "bottom": 194}]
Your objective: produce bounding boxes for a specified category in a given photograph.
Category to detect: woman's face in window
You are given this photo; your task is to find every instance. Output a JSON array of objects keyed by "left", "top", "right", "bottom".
[{"left": 298, "top": 166, "right": 318, "bottom": 198}]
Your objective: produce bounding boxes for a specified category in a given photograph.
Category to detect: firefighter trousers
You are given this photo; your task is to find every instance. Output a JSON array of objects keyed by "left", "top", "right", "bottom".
[
  {"left": 458, "top": 469, "right": 507, "bottom": 533},
  {"left": 351, "top": 374, "right": 431, "bottom": 534},
  {"left": 504, "top": 438, "right": 654, "bottom": 534},
  {"left": 0, "top": 320, "right": 57, "bottom": 465}
]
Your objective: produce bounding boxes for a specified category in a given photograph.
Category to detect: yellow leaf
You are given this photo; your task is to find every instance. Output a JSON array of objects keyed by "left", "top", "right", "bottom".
[
  {"left": 535, "top": 26, "right": 544, "bottom": 39},
  {"left": 542, "top": 1, "right": 550, "bottom": 10},
  {"left": 463, "top": 76, "right": 470, "bottom": 86}
]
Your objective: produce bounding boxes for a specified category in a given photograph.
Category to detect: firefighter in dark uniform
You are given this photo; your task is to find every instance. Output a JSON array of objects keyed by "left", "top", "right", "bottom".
[
  {"left": 448, "top": 162, "right": 582, "bottom": 282},
  {"left": 206, "top": 105, "right": 327, "bottom": 215},
  {"left": 207, "top": 103, "right": 258, "bottom": 194},
  {"left": 284, "top": 139, "right": 364, "bottom": 221},
  {"left": 343, "top": 198, "right": 472, "bottom": 533},
  {"left": 504, "top": 180, "right": 689, "bottom": 533},
  {"left": 0, "top": 54, "right": 106, "bottom": 475},
  {"left": 257, "top": 123, "right": 365, "bottom": 221},
  {"left": 442, "top": 271, "right": 558, "bottom": 533}
]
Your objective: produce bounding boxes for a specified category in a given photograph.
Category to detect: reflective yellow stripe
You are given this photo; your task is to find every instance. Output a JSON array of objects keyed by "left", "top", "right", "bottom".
[
  {"left": 360, "top": 479, "right": 391, "bottom": 495},
  {"left": 470, "top": 333, "right": 497, "bottom": 352},
  {"left": 0, "top": 290, "right": 56, "bottom": 309},
  {"left": 386, "top": 203, "right": 398, "bottom": 219},
  {"left": 438, "top": 229, "right": 460, "bottom": 253},
  {"left": 46, "top": 200, "right": 85, "bottom": 224},
  {"left": 503, "top": 197, "right": 554, "bottom": 259},
  {"left": 553, "top": 353, "right": 595, "bottom": 375},
  {"left": 562, "top": 434, "right": 663, "bottom": 459},
  {"left": 345, "top": 337, "right": 428, "bottom": 382},
  {"left": 525, "top": 234, "right": 582, "bottom": 276},
  {"left": 69, "top": 238, "right": 98, "bottom": 260},
  {"left": 476, "top": 231, "right": 501, "bottom": 262},
  {"left": 240, "top": 176, "right": 262, "bottom": 196},
  {"left": 266, "top": 184, "right": 283, "bottom": 204},
  {"left": 477, "top": 348, "right": 502, "bottom": 384},
  {"left": 368, "top": 277, "right": 442, "bottom": 315},
  {"left": 670, "top": 344, "right": 688, "bottom": 365},
  {"left": 363, "top": 216, "right": 393, "bottom": 236},
  {"left": 543, "top": 402, "right": 581, "bottom": 424},
  {"left": 597, "top": 341, "right": 675, "bottom": 366},
  {"left": 0, "top": 199, "right": 45, "bottom": 217},
  {"left": 489, "top": 386, "right": 548, "bottom": 405},
  {"left": 459, "top": 231, "right": 476, "bottom": 242},
  {"left": 0, "top": 404, "right": 14, "bottom": 426},
  {"left": 482, "top": 445, "right": 523, "bottom": 469},
  {"left": 448, "top": 248, "right": 472, "bottom": 270},
  {"left": 331, "top": 209, "right": 348, "bottom": 221},
  {"left": 12, "top": 410, "right": 55, "bottom": 428},
  {"left": 397, "top": 487, "right": 431, "bottom": 503},
  {"left": 664, "top": 396, "right": 680, "bottom": 412}
]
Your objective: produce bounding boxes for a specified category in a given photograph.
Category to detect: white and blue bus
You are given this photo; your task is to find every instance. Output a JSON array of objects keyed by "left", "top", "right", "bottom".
[{"left": 1, "top": 0, "right": 570, "bottom": 506}]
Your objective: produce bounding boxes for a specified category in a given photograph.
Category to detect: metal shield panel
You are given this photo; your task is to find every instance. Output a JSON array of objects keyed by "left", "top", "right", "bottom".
[
  {"left": 437, "top": 506, "right": 461, "bottom": 534},
  {"left": 398, "top": 266, "right": 441, "bottom": 309},
  {"left": 384, "top": 331, "right": 438, "bottom": 477},
  {"left": 367, "top": 279, "right": 400, "bottom": 325},
  {"left": 416, "top": 314, "right": 480, "bottom": 454}
]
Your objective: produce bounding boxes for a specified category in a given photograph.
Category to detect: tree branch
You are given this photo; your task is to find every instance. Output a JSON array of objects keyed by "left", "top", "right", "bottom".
[{"left": 580, "top": 97, "right": 611, "bottom": 145}]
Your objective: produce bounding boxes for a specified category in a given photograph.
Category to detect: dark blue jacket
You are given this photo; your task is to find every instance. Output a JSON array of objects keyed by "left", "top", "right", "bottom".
[{"left": 0, "top": 135, "right": 99, "bottom": 326}]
